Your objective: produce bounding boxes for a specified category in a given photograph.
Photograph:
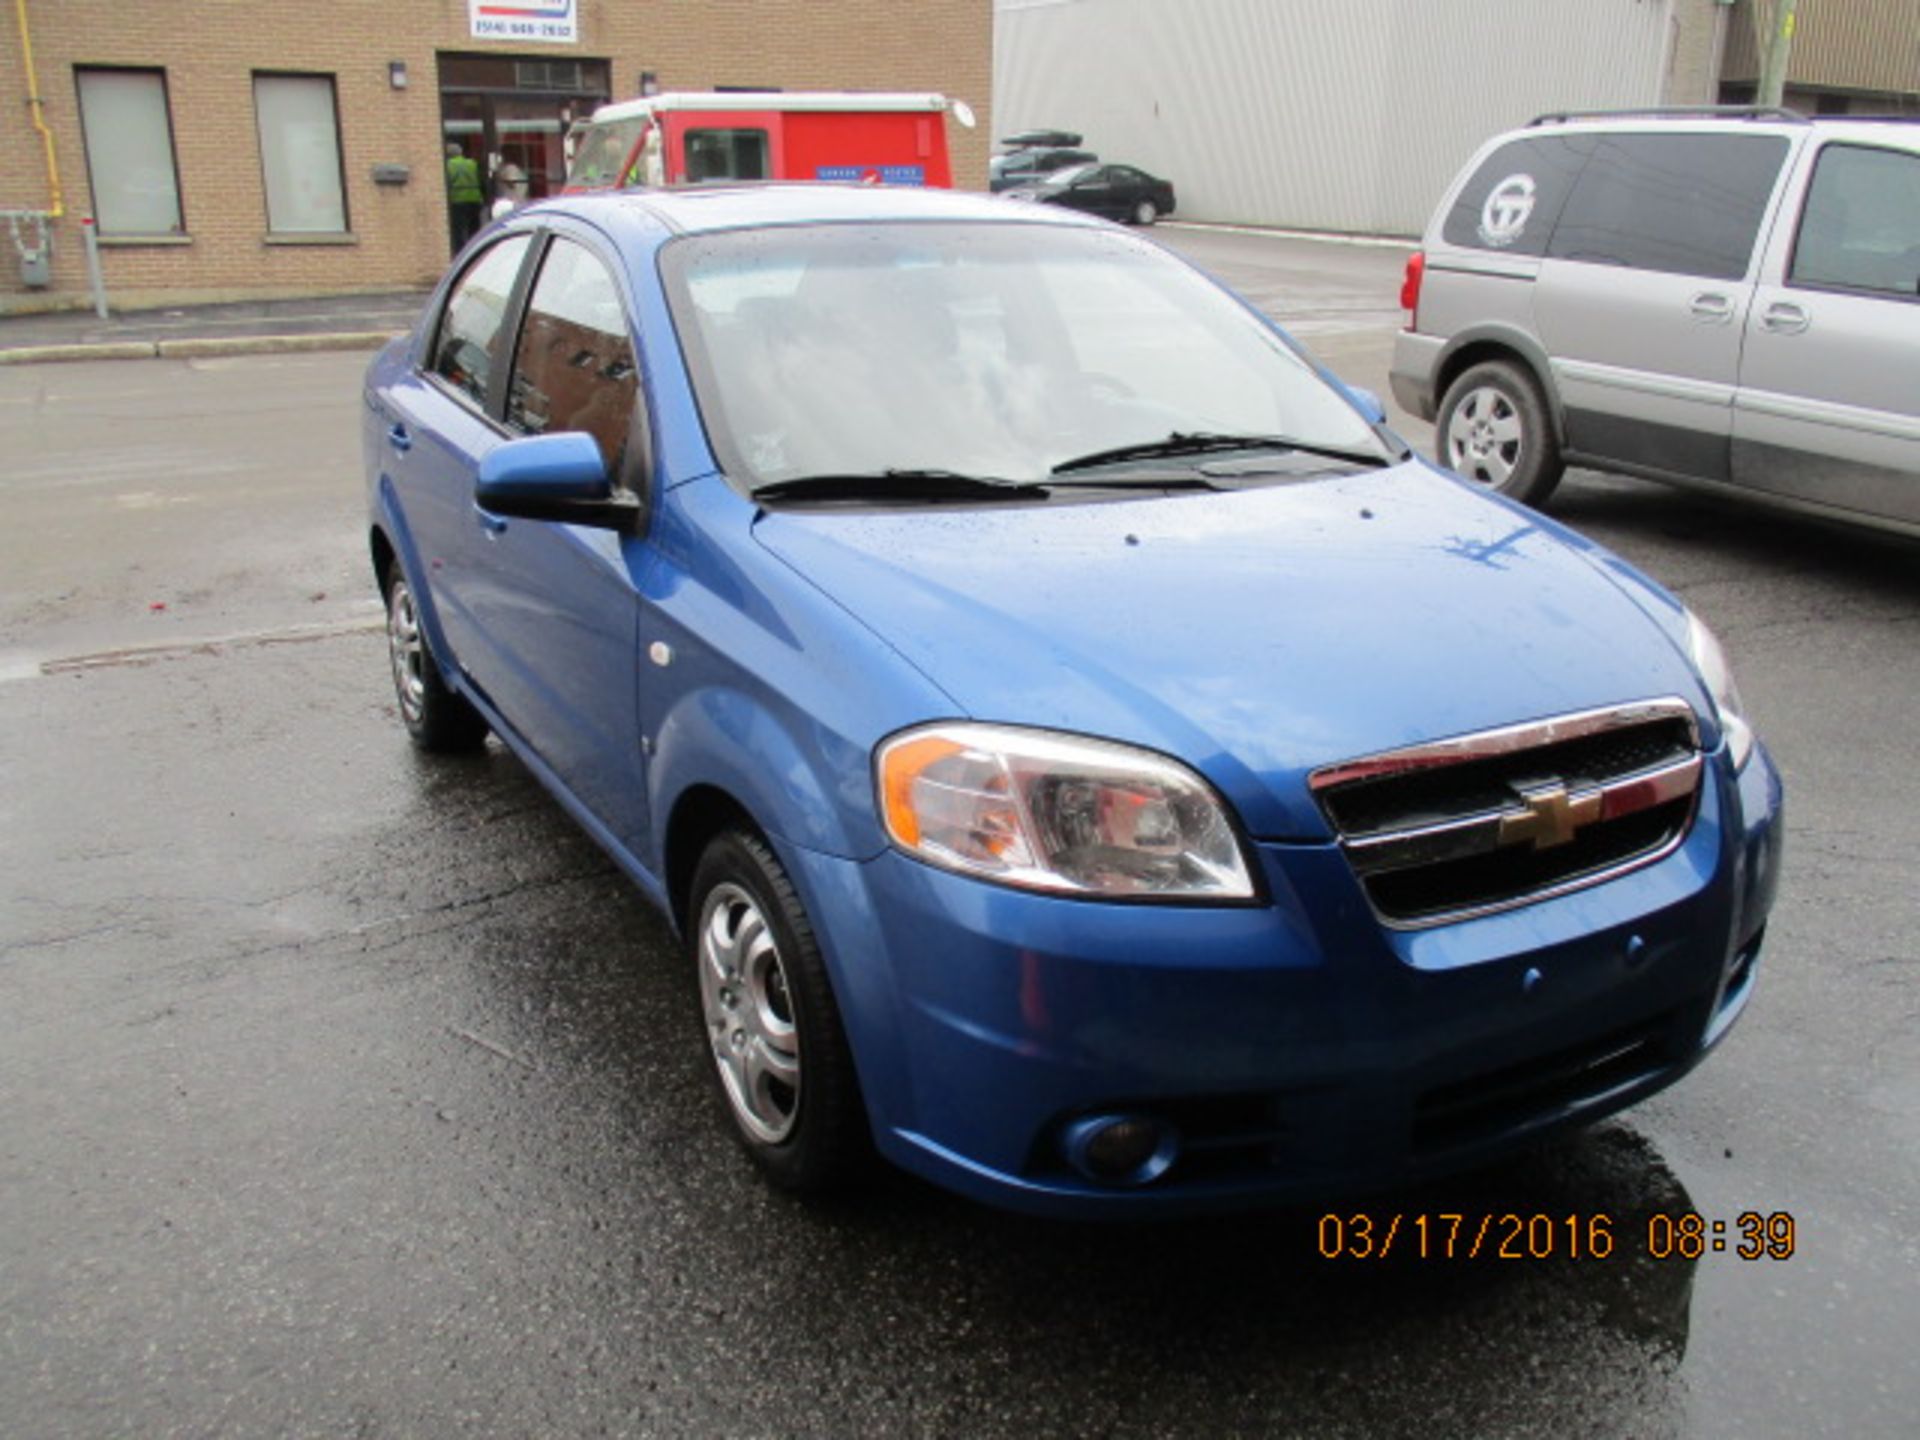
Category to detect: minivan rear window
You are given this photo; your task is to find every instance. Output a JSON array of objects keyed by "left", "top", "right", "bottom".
[
  {"left": 1546, "top": 133, "right": 1789, "bottom": 281},
  {"left": 1440, "top": 135, "right": 1594, "bottom": 256}
]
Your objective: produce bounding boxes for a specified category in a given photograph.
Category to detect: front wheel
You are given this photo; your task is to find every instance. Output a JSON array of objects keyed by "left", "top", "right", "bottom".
[
  {"left": 688, "top": 829, "right": 867, "bottom": 1192},
  {"left": 1437, "top": 360, "right": 1564, "bottom": 507},
  {"left": 1132, "top": 198, "right": 1159, "bottom": 226}
]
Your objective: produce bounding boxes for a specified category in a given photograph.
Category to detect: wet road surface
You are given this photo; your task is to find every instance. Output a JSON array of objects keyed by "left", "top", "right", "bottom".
[{"left": 3, "top": 235, "right": 1917, "bottom": 1437}]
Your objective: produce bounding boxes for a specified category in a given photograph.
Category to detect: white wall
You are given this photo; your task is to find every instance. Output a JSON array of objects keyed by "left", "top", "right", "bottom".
[{"left": 994, "top": 0, "right": 1679, "bottom": 234}]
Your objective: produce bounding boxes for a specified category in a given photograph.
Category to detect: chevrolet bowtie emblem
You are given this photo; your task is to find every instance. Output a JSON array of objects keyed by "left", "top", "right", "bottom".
[{"left": 1499, "top": 780, "right": 1603, "bottom": 851}]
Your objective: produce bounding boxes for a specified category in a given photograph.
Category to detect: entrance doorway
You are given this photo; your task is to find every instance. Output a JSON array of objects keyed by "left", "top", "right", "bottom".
[{"left": 438, "top": 52, "right": 610, "bottom": 253}]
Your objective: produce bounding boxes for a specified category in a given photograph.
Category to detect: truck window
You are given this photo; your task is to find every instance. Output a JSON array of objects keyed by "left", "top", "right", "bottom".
[
  {"left": 1547, "top": 133, "right": 1789, "bottom": 281},
  {"left": 569, "top": 118, "right": 647, "bottom": 189},
  {"left": 1790, "top": 144, "right": 1920, "bottom": 299},
  {"left": 686, "top": 128, "right": 770, "bottom": 182},
  {"left": 1440, "top": 135, "right": 1592, "bottom": 257}
]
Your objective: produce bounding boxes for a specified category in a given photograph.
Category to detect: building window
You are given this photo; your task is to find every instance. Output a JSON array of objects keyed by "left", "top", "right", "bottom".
[
  {"left": 74, "top": 68, "right": 185, "bottom": 236},
  {"left": 253, "top": 73, "right": 349, "bottom": 234}
]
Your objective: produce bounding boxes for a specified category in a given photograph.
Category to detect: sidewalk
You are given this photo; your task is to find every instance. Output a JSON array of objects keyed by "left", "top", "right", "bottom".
[{"left": 0, "top": 290, "right": 429, "bottom": 364}]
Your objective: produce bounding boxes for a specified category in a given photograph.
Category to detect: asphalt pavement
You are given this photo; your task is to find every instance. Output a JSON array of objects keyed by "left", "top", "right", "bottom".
[{"left": 2, "top": 229, "right": 1916, "bottom": 1439}]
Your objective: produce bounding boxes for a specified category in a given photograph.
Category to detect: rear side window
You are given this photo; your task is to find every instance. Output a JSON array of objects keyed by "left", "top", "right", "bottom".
[
  {"left": 1791, "top": 143, "right": 1920, "bottom": 299},
  {"left": 507, "top": 237, "right": 641, "bottom": 476},
  {"left": 431, "top": 234, "right": 532, "bottom": 408},
  {"left": 1547, "top": 133, "right": 1789, "bottom": 281},
  {"left": 1440, "top": 135, "right": 1593, "bottom": 256}
]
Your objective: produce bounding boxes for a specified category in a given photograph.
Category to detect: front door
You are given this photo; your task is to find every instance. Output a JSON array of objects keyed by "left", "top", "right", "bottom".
[
  {"left": 1733, "top": 140, "right": 1920, "bottom": 528},
  {"left": 464, "top": 228, "right": 651, "bottom": 851}
]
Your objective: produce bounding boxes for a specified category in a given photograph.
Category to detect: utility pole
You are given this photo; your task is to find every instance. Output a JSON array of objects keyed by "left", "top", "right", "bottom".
[{"left": 1751, "top": 0, "right": 1801, "bottom": 108}]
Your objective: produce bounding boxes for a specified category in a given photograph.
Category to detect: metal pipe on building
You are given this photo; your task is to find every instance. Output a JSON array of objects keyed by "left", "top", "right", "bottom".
[{"left": 12, "top": 0, "right": 66, "bottom": 219}]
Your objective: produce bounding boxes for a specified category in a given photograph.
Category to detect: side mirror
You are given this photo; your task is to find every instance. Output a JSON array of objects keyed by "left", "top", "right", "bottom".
[
  {"left": 1343, "top": 384, "right": 1387, "bottom": 426},
  {"left": 475, "top": 432, "right": 638, "bottom": 530}
]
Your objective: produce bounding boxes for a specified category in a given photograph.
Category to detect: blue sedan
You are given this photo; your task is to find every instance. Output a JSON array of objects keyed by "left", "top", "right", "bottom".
[{"left": 364, "top": 185, "right": 1782, "bottom": 1216}]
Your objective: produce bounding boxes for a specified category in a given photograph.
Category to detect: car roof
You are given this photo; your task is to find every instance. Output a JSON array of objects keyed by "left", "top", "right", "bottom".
[
  {"left": 525, "top": 182, "right": 1109, "bottom": 239},
  {"left": 1519, "top": 113, "right": 1919, "bottom": 152}
]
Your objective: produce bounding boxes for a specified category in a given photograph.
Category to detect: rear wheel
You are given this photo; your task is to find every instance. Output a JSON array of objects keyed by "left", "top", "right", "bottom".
[
  {"left": 1132, "top": 198, "right": 1159, "bottom": 226},
  {"left": 385, "top": 571, "right": 487, "bottom": 752},
  {"left": 1437, "top": 360, "right": 1564, "bottom": 507},
  {"left": 688, "top": 829, "right": 866, "bottom": 1192}
]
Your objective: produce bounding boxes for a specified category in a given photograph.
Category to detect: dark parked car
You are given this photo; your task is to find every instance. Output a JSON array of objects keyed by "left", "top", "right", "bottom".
[
  {"left": 988, "top": 146, "right": 1097, "bottom": 192},
  {"left": 1013, "top": 162, "right": 1176, "bottom": 225}
]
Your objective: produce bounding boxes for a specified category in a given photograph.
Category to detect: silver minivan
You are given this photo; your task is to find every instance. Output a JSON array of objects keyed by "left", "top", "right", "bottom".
[{"left": 1391, "top": 109, "right": 1920, "bottom": 537}]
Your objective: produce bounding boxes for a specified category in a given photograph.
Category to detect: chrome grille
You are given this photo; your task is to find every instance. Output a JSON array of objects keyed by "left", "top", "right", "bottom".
[{"left": 1310, "top": 699, "right": 1703, "bottom": 928}]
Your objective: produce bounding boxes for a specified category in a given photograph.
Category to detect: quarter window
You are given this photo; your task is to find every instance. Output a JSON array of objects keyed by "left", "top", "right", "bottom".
[
  {"left": 1547, "top": 133, "right": 1789, "bottom": 281},
  {"left": 73, "top": 68, "right": 185, "bottom": 236},
  {"left": 1790, "top": 144, "right": 1920, "bottom": 299},
  {"left": 431, "top": 234, "right": 533, "bottom": 408},
  {"left": 253, "top": 74, "right": 348, "bottom": 234},
  {"left": 1440, "top": 135, "right": 1592, "bottom": 257},
  {"left": 507, "top": 238, "right": 640, "bottom": 476}
]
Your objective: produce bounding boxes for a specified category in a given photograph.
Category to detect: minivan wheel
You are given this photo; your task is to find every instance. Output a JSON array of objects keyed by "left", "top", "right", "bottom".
[
  {"left": 1438, "top": 360, "right": 1564, "bottom": 507},
  {"left": 688, "top": 829, "right": 866, "bottom": 1192},
  {"left": 384, "top": 572, "right": 488, "bottom": 752},
  {"left": 1132, "top": 199, "right": 1158, "bottom": 226}
]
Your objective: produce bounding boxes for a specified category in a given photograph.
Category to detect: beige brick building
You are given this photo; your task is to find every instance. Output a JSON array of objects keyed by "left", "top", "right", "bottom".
[{"left": 0, "top": 0, "right": 992, "bottom": 311}]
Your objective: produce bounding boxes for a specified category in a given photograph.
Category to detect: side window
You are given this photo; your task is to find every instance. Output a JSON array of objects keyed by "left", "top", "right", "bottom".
[
  {"left": 1547, "top": 133, "right": 1789, "bottom": 281},
  {"left": 685, "top": 128, "right": 770, "bottom": 182},
  {"left": 507, "top": 237, "right": 641, "bottom": 477},
  {"left": 431, "top": 234, "right": 533, "bottom": 408},
  {"left": 1440, "top": 135, "right": 1592, "bottom": 256},
  {"left": 1791, "top": 144, "right": 1920, "bottom": 299}
]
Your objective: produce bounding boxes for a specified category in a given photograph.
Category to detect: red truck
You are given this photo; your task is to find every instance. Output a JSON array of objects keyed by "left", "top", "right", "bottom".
[{"left": 564, "top": 91, "right": 975, "bottom": 192}]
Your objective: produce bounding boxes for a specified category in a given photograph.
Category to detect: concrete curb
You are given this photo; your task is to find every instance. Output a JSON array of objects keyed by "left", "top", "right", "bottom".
[{"left": 0, "top": 330, "right": 404, "bottom": 366}]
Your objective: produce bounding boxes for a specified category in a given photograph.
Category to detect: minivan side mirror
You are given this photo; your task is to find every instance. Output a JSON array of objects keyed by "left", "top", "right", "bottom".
[{"left": 475, "top": 432, "right": 639, "bottom": 530}]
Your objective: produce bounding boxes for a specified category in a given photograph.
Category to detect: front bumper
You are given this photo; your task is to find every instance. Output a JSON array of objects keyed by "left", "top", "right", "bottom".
[{"left": 781, "top": 743, "right": 1783, "bottom": 1217}]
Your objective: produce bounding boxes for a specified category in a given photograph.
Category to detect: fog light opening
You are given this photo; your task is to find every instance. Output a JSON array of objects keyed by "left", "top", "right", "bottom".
[{"left": 1062, "top": 1113, "right": 1180, "bottom": 1187}]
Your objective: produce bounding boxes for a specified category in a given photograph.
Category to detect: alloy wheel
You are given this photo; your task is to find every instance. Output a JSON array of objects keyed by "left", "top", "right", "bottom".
[
  {"left": 698, "top": 881, "right": 802, "bottom": 1144},
  {"left": 1446, "top": 384, "right": 1526, "bottom": 489}
]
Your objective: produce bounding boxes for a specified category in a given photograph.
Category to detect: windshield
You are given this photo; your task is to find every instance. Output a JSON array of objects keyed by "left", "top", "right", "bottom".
[
  {"left": 660, "top": 221, "right": 1390, "bottom": 489},
  {"left": 568, "top": 117, "right": 647, "bottom": 189}
]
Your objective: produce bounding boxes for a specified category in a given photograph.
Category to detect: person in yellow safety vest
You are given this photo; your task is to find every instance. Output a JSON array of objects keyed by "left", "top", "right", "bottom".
[{"left": 446, "top": 143, "right": 484, "bottom": 254}]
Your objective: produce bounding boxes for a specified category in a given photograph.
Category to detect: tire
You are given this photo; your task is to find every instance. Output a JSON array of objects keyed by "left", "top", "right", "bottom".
[
  {"left": 688, "top": 829, "right": 867, "bottom": 1192},
  {"left": 1132, "top": 198, "right": 1158, "bottom": 226},
  {"left": 384, "top": 570, "right": 488, "bottom": 753},
  {"left": 1436, "top": 359, "right": 1564, "bottom": 507}
]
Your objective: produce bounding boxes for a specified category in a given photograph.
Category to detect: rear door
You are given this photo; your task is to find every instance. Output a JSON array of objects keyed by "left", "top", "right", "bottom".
[
  {"left": 1532, "top": 130, "right": 1793, "bottom": 481},
  {"left": 384, "top": 231, "right": 536, "bottom": 675},
  {"left": 1732, "top": 138, "right": 1920, "bottom": 528}
]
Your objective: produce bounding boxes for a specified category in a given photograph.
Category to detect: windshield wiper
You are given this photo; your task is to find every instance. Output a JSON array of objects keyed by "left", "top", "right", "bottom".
[
  {"left": 751, "top": 469, "right": 1051, "bottom": 504},
  {"left": 1050, "top": 431, "right": 1389, "bottom": 475}
]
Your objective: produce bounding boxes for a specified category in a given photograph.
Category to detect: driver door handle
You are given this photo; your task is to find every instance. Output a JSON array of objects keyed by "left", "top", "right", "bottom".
[
  {"left": 387, "top": 423, "right": 412, "bottom": 452},
  {"left": 1761, "top": 302, "right": 1810, "bottom": 335},
  {"left": 473, "top": 503, "right": 507, "bottom": 536}
]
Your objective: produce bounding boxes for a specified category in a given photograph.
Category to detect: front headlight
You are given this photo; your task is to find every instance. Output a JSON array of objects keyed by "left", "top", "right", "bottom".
[
  {"left": 1685, "top": 612, "right": 1755, "bottom": 770},
  {"left": 874, "top": 722, "right": 1255, "bottom": 900}
]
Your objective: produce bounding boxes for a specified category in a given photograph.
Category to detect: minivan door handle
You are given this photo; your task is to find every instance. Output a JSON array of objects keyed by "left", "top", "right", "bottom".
[
  {"left": 1689, "top": 292, "right": 1734, "bottom": 324},
  {"left": 1760, "top": 302, "right": 1810, "bottom": 335}
]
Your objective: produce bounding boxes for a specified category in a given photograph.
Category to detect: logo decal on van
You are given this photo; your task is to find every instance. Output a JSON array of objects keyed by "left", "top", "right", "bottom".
[{"left": 1478, "top": 174, "right": 1537, "bottom": 248}]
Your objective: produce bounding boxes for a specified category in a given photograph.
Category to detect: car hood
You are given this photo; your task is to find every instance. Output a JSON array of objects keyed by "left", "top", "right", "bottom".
[{"left": 750, "top": 462, "right": 1710, "bottom": 840}]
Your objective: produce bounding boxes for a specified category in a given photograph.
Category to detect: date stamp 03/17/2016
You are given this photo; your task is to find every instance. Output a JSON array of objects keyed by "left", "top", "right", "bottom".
[{"left": 1316, "top": 1211, "right": 1797, "bottom": 1262}]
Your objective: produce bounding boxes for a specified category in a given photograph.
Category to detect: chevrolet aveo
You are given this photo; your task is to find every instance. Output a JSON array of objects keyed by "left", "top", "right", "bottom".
[{"left": 364, "top": 186, "right": 1782, "bottom": 1216}]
